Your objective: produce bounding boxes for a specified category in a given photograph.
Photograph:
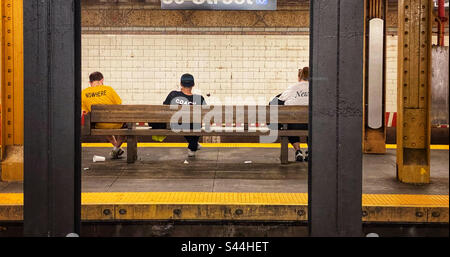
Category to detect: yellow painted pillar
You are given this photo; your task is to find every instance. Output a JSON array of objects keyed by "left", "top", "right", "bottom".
[
  {"left": 1, "top": 0, "right": 23, "bottom": 181},
  {"left": 396, "top": 0, "right": 432, "bottom": 184}
]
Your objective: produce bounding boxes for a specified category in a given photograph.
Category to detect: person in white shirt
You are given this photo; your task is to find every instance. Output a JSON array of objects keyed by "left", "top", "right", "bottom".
[{"left": 278, "top": 67, "right": 309, "bottom": 162}]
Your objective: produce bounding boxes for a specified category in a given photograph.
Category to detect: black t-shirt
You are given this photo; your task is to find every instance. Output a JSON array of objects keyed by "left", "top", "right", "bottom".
[
  {"left": 158, "top": 91, "right": 206, "bottom": 131},
  {"left": 163, "top": 91, "right": 207, "bottom": 106}
]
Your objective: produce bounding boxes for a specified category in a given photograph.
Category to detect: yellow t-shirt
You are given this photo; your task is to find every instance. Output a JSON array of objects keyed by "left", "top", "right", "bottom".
[{"left": 82, "top": 85, "right": 123, "bottom": 129}]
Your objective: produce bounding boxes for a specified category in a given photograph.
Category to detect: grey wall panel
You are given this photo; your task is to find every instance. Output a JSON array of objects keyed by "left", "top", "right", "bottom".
[
  {"left": 309, "top": 0, "right": 339, "bottom": 236},
  {"left": 309, "top": 0, "right": 363, "bottom": 237},
  {"left": 24, "top": 0, "right": 81, "bottom": 237},
  {"left": 23, "top": 0, "right": 49, "bottom": 236},
  {"left": 337, "top": 0, "right": 363, "bottom": 236}
]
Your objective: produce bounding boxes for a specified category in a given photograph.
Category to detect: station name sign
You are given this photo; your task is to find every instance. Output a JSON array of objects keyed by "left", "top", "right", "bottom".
[{"left": 161, "top": 0, "right": 277, "bottom": 11}]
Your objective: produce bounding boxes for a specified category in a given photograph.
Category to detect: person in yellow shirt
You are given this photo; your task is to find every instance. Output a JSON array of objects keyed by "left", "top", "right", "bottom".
[{"left": 82, "top": 72, "right": 125, "bottom": 159}]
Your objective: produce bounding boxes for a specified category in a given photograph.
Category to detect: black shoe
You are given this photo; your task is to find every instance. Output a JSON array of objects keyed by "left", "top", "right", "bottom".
[
  {"left": 110, "top": 148, "right": 124, "bottom": 160},
  {"left": 304, "top": 151, "right": 309, "bottom": 162},
  {"left": 110, "top": 150, "right": 120, "bottom": 160},
  {"left": 295, "top": 150, "right": 304, "bottom": 162}
]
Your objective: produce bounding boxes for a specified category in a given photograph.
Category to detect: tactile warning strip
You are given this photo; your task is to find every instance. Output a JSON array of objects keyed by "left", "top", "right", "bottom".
[
  {"left": 1, "top": 193, "right": 448, "bottom": 222},
  {"left": 0, "top": 192, "right": 447, "bottom": 207},
  {"left": 363, "top": 194, "right": 448, "bottom": 207}
]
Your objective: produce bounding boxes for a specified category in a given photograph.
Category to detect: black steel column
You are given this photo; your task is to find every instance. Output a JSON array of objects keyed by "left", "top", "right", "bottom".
[
  {"left": 308, "top": 0, "right": 364, "bottom": 236},
  {"left": 23, "top": 0, "right": 81, "bottom": 236}
]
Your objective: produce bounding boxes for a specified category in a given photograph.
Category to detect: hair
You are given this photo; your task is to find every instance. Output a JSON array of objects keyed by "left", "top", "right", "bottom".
[
  {"left": 89, "top": 72, "right": 104, "bottom": 82},
  {"left": 298, "top": 67, "right": 309, "bottom": 81}
]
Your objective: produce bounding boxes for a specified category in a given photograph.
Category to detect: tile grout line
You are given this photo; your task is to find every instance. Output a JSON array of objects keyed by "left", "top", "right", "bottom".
[
  {"left": 211, "top": 147, "right": 220, "bottom": 193},
  {"left": 105, "top": 165, "right": 128, "bottom": 192}
]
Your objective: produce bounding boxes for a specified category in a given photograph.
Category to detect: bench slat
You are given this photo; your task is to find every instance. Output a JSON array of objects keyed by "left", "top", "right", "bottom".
[
  {"left": 90, "top": 105, "right": 308, "bottom": 124},
  {"left": 91, "top": 129, "right": 308, "bottom": 137}
]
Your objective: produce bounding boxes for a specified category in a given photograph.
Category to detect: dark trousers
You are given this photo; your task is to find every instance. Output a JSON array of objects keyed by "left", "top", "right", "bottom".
[
  {"left": 185, "top": 136, "right": 200, "bottom": 151},
  {"left": 148, "top": 122, "right": 200, "bottom": 151},
  {"left": 287, "top": 124, "right": 308, "bottom": 146}
]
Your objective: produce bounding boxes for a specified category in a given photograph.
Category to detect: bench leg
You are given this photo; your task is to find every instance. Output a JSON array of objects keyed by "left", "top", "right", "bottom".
[
  {"left": 280, "top": 137, "right": 289, "bottom": 164},
  {"left": 127, "top": 136, "right": 138, "bottom": 163}
]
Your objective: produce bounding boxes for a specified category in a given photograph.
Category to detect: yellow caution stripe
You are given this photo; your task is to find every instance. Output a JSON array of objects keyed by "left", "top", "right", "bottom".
[
  {"left": 82, "top": 143, "right": 449, "bottom": 150},
  {"left": 82, "top": 143, "right": 309, "bottom": 148},
  {"left": 1, "top": 192, "right": 447, "bottom": 207},
  {"left": 1, "top": 192, "right": 448, "bottom": 222},
  {"left": 386, "top": 144, "right": 449, "bottom": 150}
]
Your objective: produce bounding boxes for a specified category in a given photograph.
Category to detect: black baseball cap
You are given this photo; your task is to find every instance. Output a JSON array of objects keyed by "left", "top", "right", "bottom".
[{"left": 181, "top": 73, "right": 195, "bottom": 87}]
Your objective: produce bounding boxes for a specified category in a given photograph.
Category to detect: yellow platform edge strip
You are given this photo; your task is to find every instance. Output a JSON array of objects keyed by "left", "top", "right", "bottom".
[
  {"left": 0, "top": 192, "right": 448, "bottom": 207},
  {"left": 81, "top": 143, "right": 449, "bottom": 150}
]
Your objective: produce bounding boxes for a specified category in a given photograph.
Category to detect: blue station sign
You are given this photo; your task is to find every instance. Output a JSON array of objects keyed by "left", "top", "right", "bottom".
[{"left": 161, "top": 0, "right": 277, "bottom": 11}]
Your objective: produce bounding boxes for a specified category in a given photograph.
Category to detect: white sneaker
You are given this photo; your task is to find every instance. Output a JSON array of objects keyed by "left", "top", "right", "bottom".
[
  {"left": 295, "top": 150, "right": 304, "bottom": 162},
  {"left": 187, "top": 149, "right": 196, "bottom": 157}
]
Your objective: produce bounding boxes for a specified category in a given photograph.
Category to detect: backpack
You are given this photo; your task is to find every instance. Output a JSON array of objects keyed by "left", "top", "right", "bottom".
[
  {"left": 269, "top": 93, "right": 285, "bottom": 106},
  {"left": 268, "top": 94, "right": 284, "bottom": 130}
]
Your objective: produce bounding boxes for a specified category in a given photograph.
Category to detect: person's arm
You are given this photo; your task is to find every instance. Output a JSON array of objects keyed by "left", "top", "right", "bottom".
[
  {"left": 163, "top": 91, "right": 174, "bottom": 105},
  {"left": 110, "top": 87, "right": 122, "bottom": 105},
  {"left": 278, "top": 84, "right": 295, "bottom": 101},
  {"left": 82, "top": 102, "right": 89, "bottom": 113},
  {"left": 278, "top": 90, "right": 290, "bottom": 101},
  {"left": 81, "top": 92, "right": 90, "bottom": 113},
  {"left": 201, "top": 96, "right": 207, "bottom": 105}
]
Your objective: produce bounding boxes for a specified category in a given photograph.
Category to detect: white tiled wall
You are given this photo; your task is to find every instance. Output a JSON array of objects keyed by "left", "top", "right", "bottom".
[
  {"left": 386, "top": 35, "right": 398, "bottom": 112},
  {"left": 82, "top": 34, "right": 309, "bottom": 105},
  {"left": 82, "top": 33, "right": 448, "bottom": 111}
]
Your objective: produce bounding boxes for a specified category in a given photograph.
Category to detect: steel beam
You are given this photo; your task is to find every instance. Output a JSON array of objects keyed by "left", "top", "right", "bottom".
[
  {"left": 23, "top": 0, "right": 81, "bottom": 236},
  {"left": 396, "top": 0, "right": 432, "bottom": 184},
  {"left": 1, "top": 0, "right": 23, "bottom": 148},
  {"left": 1, "top": 0, "right": 24, "bottom": 181},
  {"left": 309, "top": 0, "right": 364, "bottom": 236}
]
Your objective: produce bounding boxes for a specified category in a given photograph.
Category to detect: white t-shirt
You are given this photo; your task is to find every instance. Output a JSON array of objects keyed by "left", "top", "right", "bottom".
[{"left": 278, "top": 81, "right": 309, "bottom": 106}]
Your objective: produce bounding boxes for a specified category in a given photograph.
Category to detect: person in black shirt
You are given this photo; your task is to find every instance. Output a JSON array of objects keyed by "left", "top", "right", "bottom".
[{"left": 151, "top": 73, "right": 206, "bottom": 157}]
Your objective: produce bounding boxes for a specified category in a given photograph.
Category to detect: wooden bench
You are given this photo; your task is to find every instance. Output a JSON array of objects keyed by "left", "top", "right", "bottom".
[{"left": 81, "top": 105, "right": 308, "bottom": 164}]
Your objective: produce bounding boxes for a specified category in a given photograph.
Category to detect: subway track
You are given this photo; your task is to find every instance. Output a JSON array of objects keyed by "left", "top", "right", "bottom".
[{"left": 0, "top": 221, "right": 448, "bottom": 237}]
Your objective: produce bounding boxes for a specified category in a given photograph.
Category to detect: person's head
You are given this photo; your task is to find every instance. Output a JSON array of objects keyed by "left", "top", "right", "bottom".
[
  {"left": 180, "top": 73, "right": 195, "bottom": 89},
  {"left": 298, "top": 67, "right": 309, "bottom": 82},
  {"left": 89, "top": 71, "right": 104, "bottom": 87}
]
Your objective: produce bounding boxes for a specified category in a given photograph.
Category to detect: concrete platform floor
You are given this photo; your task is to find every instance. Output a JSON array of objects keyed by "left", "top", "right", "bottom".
[{"left": 0, "top": 147, "right": 448, "bottom": 195}]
